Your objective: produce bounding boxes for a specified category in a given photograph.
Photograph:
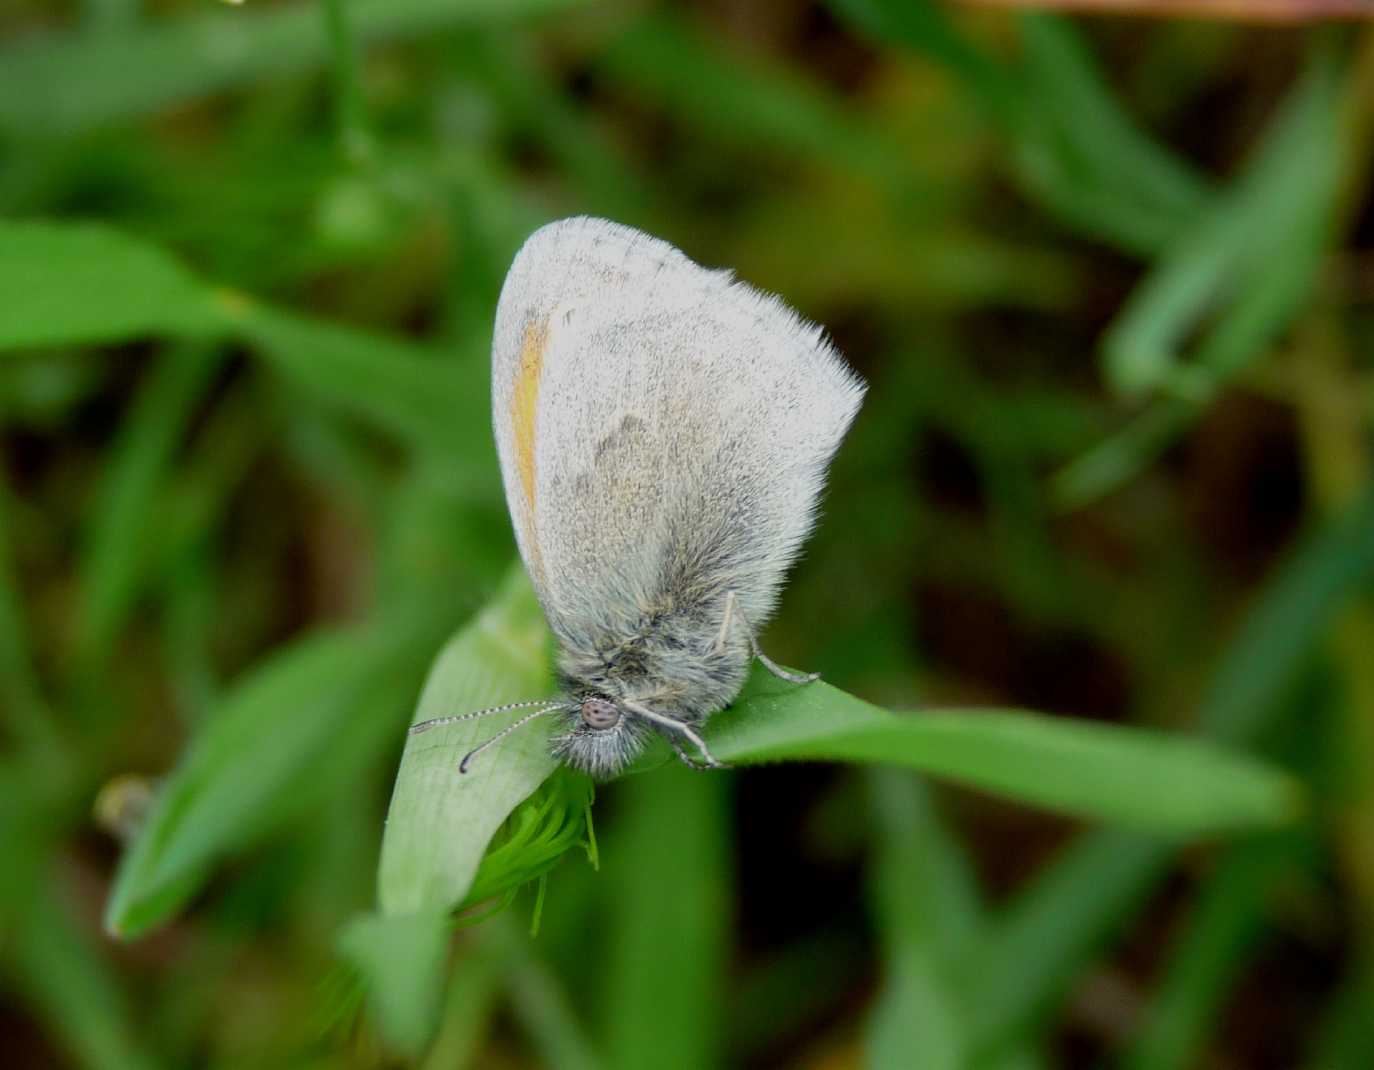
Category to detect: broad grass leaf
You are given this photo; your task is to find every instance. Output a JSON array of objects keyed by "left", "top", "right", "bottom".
[
  {"left": 711, "top": 673, "right": 1298, "bottom": 836},
  {"left": 1017, "top": 14, "right": 1208, "bottom": 251},
  {"left": 106, "top": 608, "right": 446, "bottom": 937},
  {"left": 1049, "top": 401, "right": 1191, "bottom": 511},
  {"left": 75, "top": 344, "right": 224, "bottom": 675},
  {"left": 957, "top": 831, "right": 1169, "bottom": 1056},
  {"left": 420, "top": 944, "right": 501, "bottom": 1070},
  {"left": 338, "top": 910, "right": 452, "bottom": 1058},
  {"left": 1103, "top": 51, "right": 1339, "bottom": 399},
  {"left": 603, "top": 767, "right": 730, "bottom": 1070},
  {"left": 11, "top": 866, "right": 160, "bottom": 1070},
  {"left": 233, "top": 303, "right": 490, "bottom": 468},
  {"left": 1200, "top": 486, "right": 1374, "bottom": 743},
  {"left": 829, "top": 5, "right": 1207, "bottom": 255},
  {"left": 865, "top": 951, "right": 964, "bottom": 1070},
  {"left": 1306, "top": 963, "right": 1374, "bottom": 1070},
  {"left": 867, "top": 770, "right": 982, "bottom": 964},
  {"left": 378, "top": 569, "right": 562, "bottom": 916},
  {"left": 447, "top": 31, "right": 657, "bottom": 225},
  {"left": 0, "top": 221, "right": 223, "bottom": 349},
  {"left": 596, "top": 11, "right": 907, "bottom": 187},
  {"left": 0, "top": 480, "right": 56, "bottom": 749},
  {"left": 948, "top": 486, "right": 1374, "bottom": 1053},
  {"left": 863, "top": 771, "right": 974, "bottom": 1069},
  {"left": 1124, "top": 839, "right": 1295, "bottom": 1070},
  {"left": 828, "top": 0, "right": 1019, "bottom": 123},
  {"left": 0, "top": 222, "right": 491, "bottom": 465},
  {"left": 377, "top": 582, "right": 1302, "bottom": 935},
  {"left": 0, "top": 0, "right": 589, "bottom": 136},
  {"left": 484, "top": 917, "right": 602, "bottom": 1070}
]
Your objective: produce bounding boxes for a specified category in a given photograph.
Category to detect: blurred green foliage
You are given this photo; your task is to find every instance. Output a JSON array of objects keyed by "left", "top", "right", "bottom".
[{"left": 2, "top": 1, "right": 1373, "bottom": 1067}]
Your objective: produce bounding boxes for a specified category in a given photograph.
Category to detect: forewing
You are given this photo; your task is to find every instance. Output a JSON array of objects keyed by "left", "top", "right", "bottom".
[
  {"left": 491, "top": 217, "right": 865, "bottom": 647},
  {"left": 492, "top": 217, "right": 712, "bottom": 605}
]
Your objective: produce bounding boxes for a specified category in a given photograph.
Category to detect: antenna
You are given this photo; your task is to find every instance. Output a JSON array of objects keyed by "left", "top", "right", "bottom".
[
  {"left": 458, "top": 706, "right": 568, "bottom": 773},
  {"left": 406, "top": 699, "right": 571, "bottom": 775},
  {"left": 409, "top": 699, "right": 566, "bottom": 736}
]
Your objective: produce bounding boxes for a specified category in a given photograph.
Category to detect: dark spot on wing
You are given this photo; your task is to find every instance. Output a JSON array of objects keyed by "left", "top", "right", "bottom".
[{"left": 593, "top": 413, "right": 647, "bottom": 463}]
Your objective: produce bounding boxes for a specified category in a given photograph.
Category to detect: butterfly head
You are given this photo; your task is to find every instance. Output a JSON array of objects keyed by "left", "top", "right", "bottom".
[{"left": 552, "top": 694, "right": 653, "bottom": 779}]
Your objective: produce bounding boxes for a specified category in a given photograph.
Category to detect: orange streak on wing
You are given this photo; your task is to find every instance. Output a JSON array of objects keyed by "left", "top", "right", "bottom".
[{"left": 509, "top": 320, "right": 549, "bottom": 579}]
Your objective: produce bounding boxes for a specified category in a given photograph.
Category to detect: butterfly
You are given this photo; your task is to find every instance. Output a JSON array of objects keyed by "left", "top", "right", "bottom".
[{"left": 410, "top": 217, "right": 864, "bottom": 779}]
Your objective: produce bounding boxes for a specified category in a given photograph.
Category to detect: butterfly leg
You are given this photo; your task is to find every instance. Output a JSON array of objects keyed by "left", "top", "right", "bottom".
[
  {"left": 672, "top": 720, "right": 728, "bottom": 770},
  {"left": 721, "top": 589, "right": 820, "bottom": 685},
  {"left": 623, "top": 700, "right": 729, "bottom": 770},
  {"left": 714, "top": 590, "right": 737, "bottom": 654},
  {"left": 668, "top": 735, "right": 715, "bottom": 771}
]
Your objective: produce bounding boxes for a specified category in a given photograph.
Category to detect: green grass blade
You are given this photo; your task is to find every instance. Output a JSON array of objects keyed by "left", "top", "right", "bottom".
[
  {"left": 1305, "top": 960, "right": 1374, "bottom": 1070},
  {"left": 234, "top": 303, "right": 490, "bottom": 468},
  {"left": 487, "top": 916, "right": 602, "bottom": 1070},
  {"left": 867, "top": 769, "right": 983, "bottom": 964},
  {"left": 710, "top": 673, "right": 1298, "bottom": 836},
  {"left": 460, "top": 767, "right": 593, "bottom": 908},
  {"left": 603, "top": 766, "right": 730, "bottom": 1070},
  {"left": 1102, "top": 52, "right": 1339, "bottom": 399},
  {"left": 1019, "top": 15, "right": 1208, "bottom": 232},
  {"left": 0, "top": 218, "right": 494, "bottom": 465},
  {"left": 379, "top": 571, "right": 1303, "bottom": 941},
  {"left": 729, "top": 931, "right": 868, "bottom": 1060},
  {"left": 321, "top": 0, "right": 372, "bottom": 162},
  {"left": 1049, "top": 401, "right": 1193, "bottom": 511},
  {"left": 0, "top": 474, "right": 59, "bottom": 751},
  {"left": 0, "top": 0, "right": 587, "bottom": 137},
  {"left": 446, "top": 32, "right": 656, "bottom": 226},
  {"left": 421, "top": 945, "right": 501, "bottom": 1070},
  {"left": 150, "top": 377, "right": 266, "bottom": 696},
  {"left": 1201, "top": 486, "right": 1374, "bottom": 743},
  {"left": 9, "top": 865, "right": 162, "bottom": 1070},
  {"left": 339, "top": 910, "right": 452, "bottom": 1057},
  {"left": 378, "top": 569, "right": 557, "bottom": 916},
  {"left": 0, "top": 218, "right": 490, "bottom": 459},
  {"left": 0, "top": 221, "right": 223, "bottom": 349},
  {"left": 106, "top": 606, "right": 447, "bottom": 937},
  {"left": 952, "top": 483, "right": 1374, "bottom": 1054},
  {"left": 82, "top": 0, "right": 139, "bottom": 30},
  {"left": 827, "top": 0, "right": 1020, "bottom": 125},
  {"left": 160, "top": 537, "right": 222, "bottom": 723},
  {"left": 1053, "top": 52, "right": 1342, "bottom": 505},
  {"left": 370, "top": 480, "right": 1355, "bottom": 1052},
  {"left": 596, "top": 11, "right": 908, "bottom": 187},
  {"left": 1012, "top": 144, "right": 1187, "bottom": 258},
  {"left": 5, "top": 217, "right": 489, "bottom": 469},
  {"left": 866, "top": 949, "right": 964, "bottom": 1070},
  {"left": 74, "top": 343, "right": 223, "bottom": 674},
  {"left": 830, "top": 4, "right": 1206, "bottom": 255},
  {"left": 1123, "top": 839, "right": 1294, "bottom": 1070},
  {"left": 983, "top": 1051, "right": 1051, "bottom": 1070},
  {"left": 371, "top": 485, "right": 1357, "bottom": 1053},
  {"left": 960, "top": 832, "right": 1171, "bottom": 1057},
  {"left": 863, "top": 770, "right": 975, "bottom": 1069}
]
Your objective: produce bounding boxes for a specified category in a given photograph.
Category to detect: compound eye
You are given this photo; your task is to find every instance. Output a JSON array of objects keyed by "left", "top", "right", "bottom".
[{"left": 581, "top": 697, "right": 621, "bottom": 731}]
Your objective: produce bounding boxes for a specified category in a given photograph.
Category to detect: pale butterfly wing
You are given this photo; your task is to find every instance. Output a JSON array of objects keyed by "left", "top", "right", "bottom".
[{"left": 492, "top": 216, "right": 864, "bottom": 654}]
